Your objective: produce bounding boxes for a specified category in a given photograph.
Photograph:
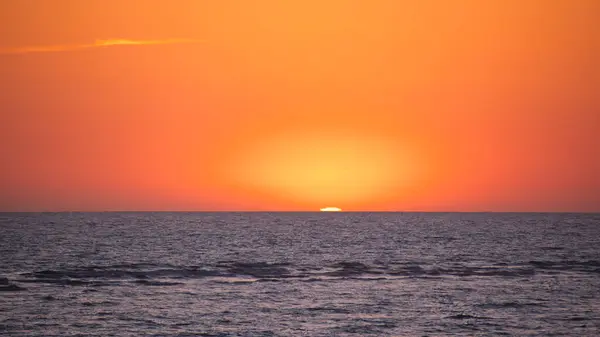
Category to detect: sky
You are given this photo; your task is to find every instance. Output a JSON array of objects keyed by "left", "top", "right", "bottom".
[{"left": 0, "top": 0, "right": 598, "bottom": 212}]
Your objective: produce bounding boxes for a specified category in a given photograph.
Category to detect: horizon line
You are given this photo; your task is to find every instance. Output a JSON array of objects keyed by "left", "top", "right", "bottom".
[{"left": 0, "top": 210, "right": 598, "bottom": 214}]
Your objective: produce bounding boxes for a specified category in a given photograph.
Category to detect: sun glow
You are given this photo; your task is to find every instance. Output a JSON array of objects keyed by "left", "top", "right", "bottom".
[
  {"left": 320, "top": 207, "right": 342, "bottom": 212},
  {"left": 225, "top": 129, "right": 418, "bottom": 209}
]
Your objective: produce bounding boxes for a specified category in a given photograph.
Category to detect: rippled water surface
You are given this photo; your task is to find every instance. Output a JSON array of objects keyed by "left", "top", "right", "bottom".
[{"left": 1, "top": 212, "right": 599, "bottom": 336}]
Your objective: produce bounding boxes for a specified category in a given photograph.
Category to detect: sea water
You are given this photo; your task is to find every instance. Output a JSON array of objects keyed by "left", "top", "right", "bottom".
[{"left": 1, "top": 212, "right": 599, "bottom": 336}]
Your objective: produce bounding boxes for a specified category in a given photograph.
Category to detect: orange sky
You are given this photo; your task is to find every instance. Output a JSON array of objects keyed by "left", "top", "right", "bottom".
[{"left": 0, "top": 0, "right": 598, "bottom": 211}]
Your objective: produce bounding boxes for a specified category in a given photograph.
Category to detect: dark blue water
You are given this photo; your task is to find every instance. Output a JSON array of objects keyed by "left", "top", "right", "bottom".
[{"left": 1, "top": 212, "right": 599, "bottom": 336}]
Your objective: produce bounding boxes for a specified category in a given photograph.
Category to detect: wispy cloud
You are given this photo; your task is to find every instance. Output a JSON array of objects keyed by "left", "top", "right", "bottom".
[{"left": 0, "top": 38, "right": 202, "bottom": 55}]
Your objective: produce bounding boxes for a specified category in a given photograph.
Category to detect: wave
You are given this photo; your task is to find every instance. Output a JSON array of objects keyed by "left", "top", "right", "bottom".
[{"left": 5, "top": 259, "right": 599, "bottom": 289}]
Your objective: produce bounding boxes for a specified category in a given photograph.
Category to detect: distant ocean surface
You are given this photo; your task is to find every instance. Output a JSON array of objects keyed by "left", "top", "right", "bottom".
[{"left": 1, "top": 212, "right": 599, "bottom": 336}]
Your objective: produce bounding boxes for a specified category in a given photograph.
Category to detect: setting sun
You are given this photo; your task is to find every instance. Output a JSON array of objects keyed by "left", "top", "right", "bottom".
[{"left": 320, "top": 207, "right": 342, "bottom": 212}]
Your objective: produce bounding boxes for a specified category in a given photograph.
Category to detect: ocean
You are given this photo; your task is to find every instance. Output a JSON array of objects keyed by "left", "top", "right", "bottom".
[{"left": 1, "top": 212, "right": 599, "bottom": 336}]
